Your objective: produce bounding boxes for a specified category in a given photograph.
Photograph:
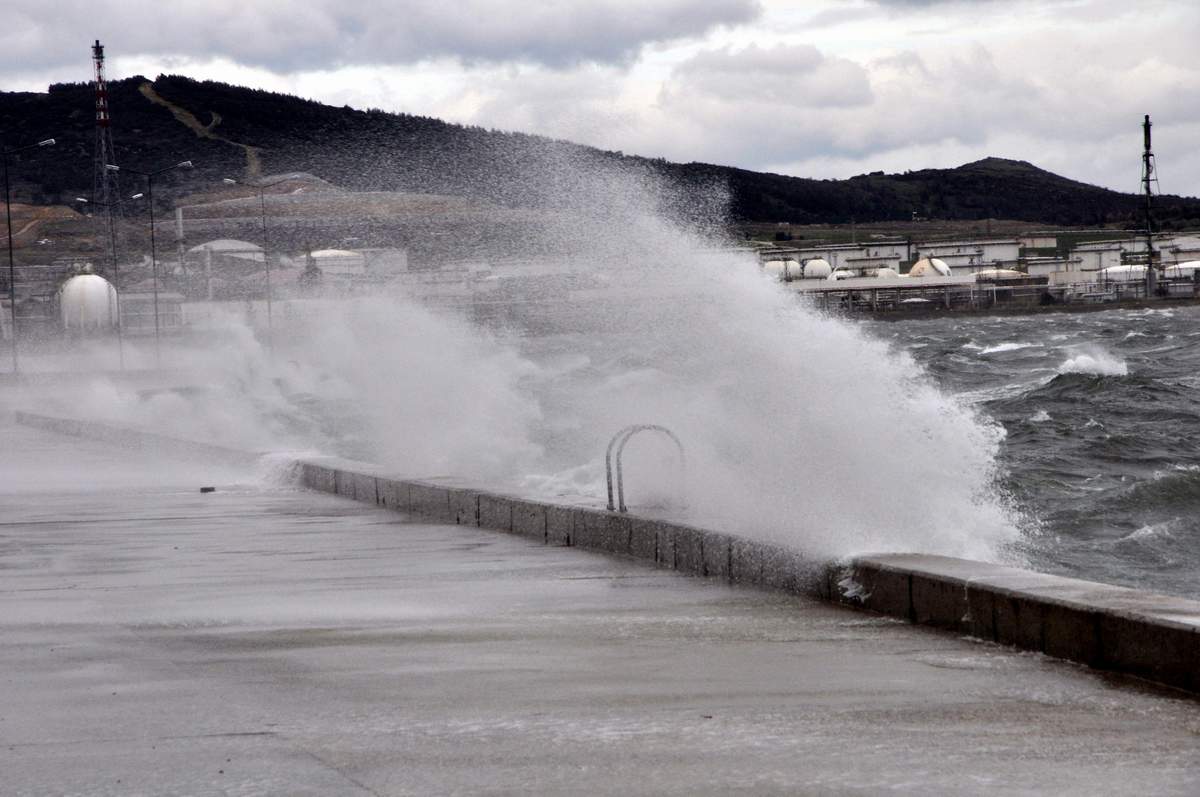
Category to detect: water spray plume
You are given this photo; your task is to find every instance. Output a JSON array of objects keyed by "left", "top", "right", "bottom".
[{"left": 36, "top": 143, "right": 1021, "bottom": 564}]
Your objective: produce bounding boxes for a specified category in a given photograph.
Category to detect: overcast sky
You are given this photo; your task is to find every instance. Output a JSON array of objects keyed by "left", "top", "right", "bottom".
[{"left": 4, "top": 0, "right": 1199, "bottom": 196}]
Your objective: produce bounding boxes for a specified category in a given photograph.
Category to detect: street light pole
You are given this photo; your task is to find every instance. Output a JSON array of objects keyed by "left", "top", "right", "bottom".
[
  {"left": 223, "top": 175, "right": 291, "bottom": 352},
  {"left": 76, "top": 191, "right": 144, "bottom": 370},
  {"left": 107, "top": 160, "right": 192, "bottom": 367},
  {"left": 3, "top": 137, "right": 56, "bottom": 375},
  {"left": 260, "top": 187, "right": 272, "bottom": 344}
]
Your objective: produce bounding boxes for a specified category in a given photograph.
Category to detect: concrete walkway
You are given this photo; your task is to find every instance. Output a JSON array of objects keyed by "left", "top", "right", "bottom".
[{"left": 3, "top": 423, "right": 1199, "bottom": 795}]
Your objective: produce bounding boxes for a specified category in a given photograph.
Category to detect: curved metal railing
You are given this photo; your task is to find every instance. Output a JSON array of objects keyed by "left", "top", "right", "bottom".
[{"left": 604, "top": 424, "right": 685, "bottom": 512}]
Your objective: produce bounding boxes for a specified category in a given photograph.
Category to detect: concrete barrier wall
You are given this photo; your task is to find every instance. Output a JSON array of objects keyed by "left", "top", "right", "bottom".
[
  {"left": 17, "top": 411, "right": 1200, "bottom": 694},
  {"left": 835, "top": 554, "right": 1200, "bottom": 693},
  {"left": 294, "top": 455, "right": 1200, "bottom": 694}
]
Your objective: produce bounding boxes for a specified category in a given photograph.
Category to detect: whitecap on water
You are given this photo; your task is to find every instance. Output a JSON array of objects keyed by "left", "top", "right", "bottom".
[
  {"left": 1057, "top": 346, "right": 1128, "bottom": 376},
  {"left": 1121, "top": 519, "right": 1179, "bottom": 542},
  {"left": 981, "top": 342, "right": 1041, "bottom": 355}
]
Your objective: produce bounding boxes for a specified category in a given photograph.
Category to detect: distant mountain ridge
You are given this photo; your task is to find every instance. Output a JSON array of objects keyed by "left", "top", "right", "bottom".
[{"left": 3, "top": 74, "right": 1199, "bottom": 228}]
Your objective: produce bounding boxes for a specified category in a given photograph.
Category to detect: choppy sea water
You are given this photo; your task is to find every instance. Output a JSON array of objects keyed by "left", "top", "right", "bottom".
[{"left": 869, "top": 305, "right": 1200, "bottom": 598}]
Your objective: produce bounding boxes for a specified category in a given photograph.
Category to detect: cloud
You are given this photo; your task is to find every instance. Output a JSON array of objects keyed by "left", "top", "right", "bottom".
[
  {"left": 666, "top": 43, "right": 872, "bottom": 107},
  {"left": 0, "top": 0, "right": 762, "bottom": 75},
  {"left": 5, "top": 0, "right": 1200, "bottom": 196}
]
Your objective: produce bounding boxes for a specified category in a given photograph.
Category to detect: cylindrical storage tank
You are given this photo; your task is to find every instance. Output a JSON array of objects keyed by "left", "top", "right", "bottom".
[
  {"left": 908, "top": 257, "right": 952, "bottom": 277},
  {"left": 1165, "top": 260, "right": 1200, "bottom": 279},
  {"left": 803, "top": 258, "right": 832, "bottom": 279},
  {"left": 1099, "top": 265, "right": 1147, "bottom": 282},
  {"left": 974, "top": 268, "right": 1024, "bottom": 280},
  {"left": 874, "top": 267, "right": 900, "bottom": 279},
  {"left": 59, "top": 274, "right": 118, "bottom": 330}
]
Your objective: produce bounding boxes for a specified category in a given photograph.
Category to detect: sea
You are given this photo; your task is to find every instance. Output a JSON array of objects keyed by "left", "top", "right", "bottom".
[{"left": 869, "top": 304, "right": 1200, "bottom": 598}]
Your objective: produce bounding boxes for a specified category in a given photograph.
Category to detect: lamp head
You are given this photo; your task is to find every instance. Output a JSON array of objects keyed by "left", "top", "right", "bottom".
[
  {"left": 129, "top": 192, "right": 144, "bottom": 200},
  {"left": 222, "top": 178, "right": 237, "bottom": 185},
  {"left": 105, "top": 164, "right": 120, "bottom": 172},
  {"left": 177, "top": 160, "right": 193, "bottom": 169},
  {"left": 37, "top": 138, "right": 55, "bottom": 147}
]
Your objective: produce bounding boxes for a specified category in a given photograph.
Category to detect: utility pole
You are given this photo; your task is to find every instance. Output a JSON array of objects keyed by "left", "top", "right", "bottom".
[{"left": 1142, "top": 114, "right": 1158, "bottom": 297}]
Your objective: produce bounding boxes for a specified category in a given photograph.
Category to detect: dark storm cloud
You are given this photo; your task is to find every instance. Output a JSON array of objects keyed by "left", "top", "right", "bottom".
[{"left": 0, "top": 0, "right": 762, "bottom": 76}]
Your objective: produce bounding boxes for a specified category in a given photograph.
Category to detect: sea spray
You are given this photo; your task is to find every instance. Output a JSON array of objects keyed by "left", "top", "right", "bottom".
[
  {"left": 50, "top": 148, "right": 1021, "bottom": 564},
  {"left": 1057, "top": 345, "right": 1128, "bottom": 376}
]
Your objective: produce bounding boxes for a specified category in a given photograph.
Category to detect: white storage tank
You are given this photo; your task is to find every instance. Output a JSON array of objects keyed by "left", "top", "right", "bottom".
[
  {"left": 974, "top": 268, "right": 1025, "bottom": 280},
  {"left": 1099, "top": 265, "right": 1147, "bottom": 282},
  {"left": 1165, "top": 260, "right": 1200, "bottom": 279},
  {"left": 803, "top": 258, "right": 832, "bottom": 279},
  {"left": 908, "top": 257, "right": 952, "bottom": 277},
  {"left": 762, "top": 260, "right": 787, "bottom": 280},
  {"left": 58, "top": 274, "right": 118, "bottom": 330},
  {"left": 763, "top": 259, "right": 806, "bottom": 280}
]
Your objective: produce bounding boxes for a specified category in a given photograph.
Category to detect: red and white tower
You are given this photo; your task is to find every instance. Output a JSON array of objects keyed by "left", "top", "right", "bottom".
[{"left": 92, "top": 40, "right": 121, "bottom": 209}]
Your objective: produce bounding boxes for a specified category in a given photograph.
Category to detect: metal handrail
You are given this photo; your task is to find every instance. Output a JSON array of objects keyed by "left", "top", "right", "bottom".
[{"left": 604, "top": 424, "right": 685, "bottom": 512}]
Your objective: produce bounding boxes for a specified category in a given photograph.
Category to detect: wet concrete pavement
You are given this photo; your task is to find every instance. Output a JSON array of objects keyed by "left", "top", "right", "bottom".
[{"left": 3, "top": 423, "right": 1200, "bottom": 795}]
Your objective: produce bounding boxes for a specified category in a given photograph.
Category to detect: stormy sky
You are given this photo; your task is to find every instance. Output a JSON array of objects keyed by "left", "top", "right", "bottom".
[{"left": 4, "top": 0, "right": 1198, "bottom": 195}]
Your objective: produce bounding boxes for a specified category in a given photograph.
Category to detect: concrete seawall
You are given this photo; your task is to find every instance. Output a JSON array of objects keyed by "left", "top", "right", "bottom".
[{"left": 16, "top": 411, "right": 1200, "bottom": 695}]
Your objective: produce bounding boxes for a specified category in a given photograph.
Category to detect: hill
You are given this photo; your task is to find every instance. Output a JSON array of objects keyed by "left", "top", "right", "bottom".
[{"left": 3, "top": 74, "right": 1199, "bottom": 228}]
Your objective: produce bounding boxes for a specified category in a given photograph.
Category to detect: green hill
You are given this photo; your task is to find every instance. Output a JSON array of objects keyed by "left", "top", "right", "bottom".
[{"left": 3, "top": 74, "right": 1197, "bottom": 228}]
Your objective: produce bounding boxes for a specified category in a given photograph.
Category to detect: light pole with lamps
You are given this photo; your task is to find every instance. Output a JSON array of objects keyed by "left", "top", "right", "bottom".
[
  {"left": 105, "top": 160, "right": 193, "bottom": 366},
  {"left": 74, "top": 191, "right": 145, "bottom": 369},
  {"left": 222, "top": 175, "right": 294, "bottom": 350},
  {"left": 3, "top": 137, "right": 56, "bottom": 375}
]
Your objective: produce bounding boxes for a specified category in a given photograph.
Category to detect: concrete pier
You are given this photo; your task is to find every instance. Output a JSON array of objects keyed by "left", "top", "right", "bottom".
[
  {"left": 4, "top": 421, "right": 1200, "bottom": 794},
  {"left": 15, "top": 411, "right": 1200, "bottom": 695}
]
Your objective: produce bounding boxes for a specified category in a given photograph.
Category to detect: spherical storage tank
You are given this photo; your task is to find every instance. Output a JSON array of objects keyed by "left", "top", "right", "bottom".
[
  {"left": 762, "top": 259, "right": 805, "bottom": 280},
  {"left": 803, "top": 258, "right": 832, "bottom": 279},
  {"left": 762, "top": 259, "right": 788, "bottom": 280},
  {"left": 58, "top": 274, "right": 118, "bottom": 330},
  {"left": 908, "top": 257, "right": 952, "bottom": 277}
]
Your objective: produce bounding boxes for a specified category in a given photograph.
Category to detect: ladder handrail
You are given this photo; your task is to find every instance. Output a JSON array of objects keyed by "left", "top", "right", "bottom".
[{"left": 604, "top": 424, "right": 685, "bottom": 512}]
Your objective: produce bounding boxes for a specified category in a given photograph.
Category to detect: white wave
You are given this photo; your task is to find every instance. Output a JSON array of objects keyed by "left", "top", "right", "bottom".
[
  {"left": 1029, "top": 410, "right": 1051, "bottom": 423},
  {"left": 981, "top": 342, "right": 1041, "bottom": 355},
  {"left": 956, "top": 380, "right": 1041, "bottom": 405},
  {"left": 1122, "top": 520, "right": 1178, "bottom": 542},
  {"left": 37, "top": 153, "right": 1022, "bottom": 567},
  {"left": 1150, "top": 464, "right": 1200, "bottom": 481},
  {"left": 1057, "top": 347, "right": 1128, "bottom": 376}
]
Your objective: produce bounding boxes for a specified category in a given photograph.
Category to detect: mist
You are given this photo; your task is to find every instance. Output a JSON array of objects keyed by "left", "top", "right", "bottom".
[{"left": 11, "top": 144, "right": 1022, "bottom": 563}]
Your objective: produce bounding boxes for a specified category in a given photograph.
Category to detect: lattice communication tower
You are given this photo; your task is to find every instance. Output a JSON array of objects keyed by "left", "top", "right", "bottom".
[
  {"left": 92, "top": 40, "right": 121, "bottom": 212},
  {"left": 1142, "top": 114, "right": 1159, "bottom": 293}
]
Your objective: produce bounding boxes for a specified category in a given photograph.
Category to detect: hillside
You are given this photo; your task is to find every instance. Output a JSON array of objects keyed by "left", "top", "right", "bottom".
[{"left": 3, "top": 74, "right": 1199, "bottom": 228}]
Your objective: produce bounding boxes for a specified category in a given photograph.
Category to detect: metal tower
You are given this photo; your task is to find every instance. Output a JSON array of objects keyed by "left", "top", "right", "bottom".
[
  {"left": 92, "top": 40, "right": 121, "bottom": 211},
  {"left": 1142, "top": 114, "right": 1159, "bottom": 295}
]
